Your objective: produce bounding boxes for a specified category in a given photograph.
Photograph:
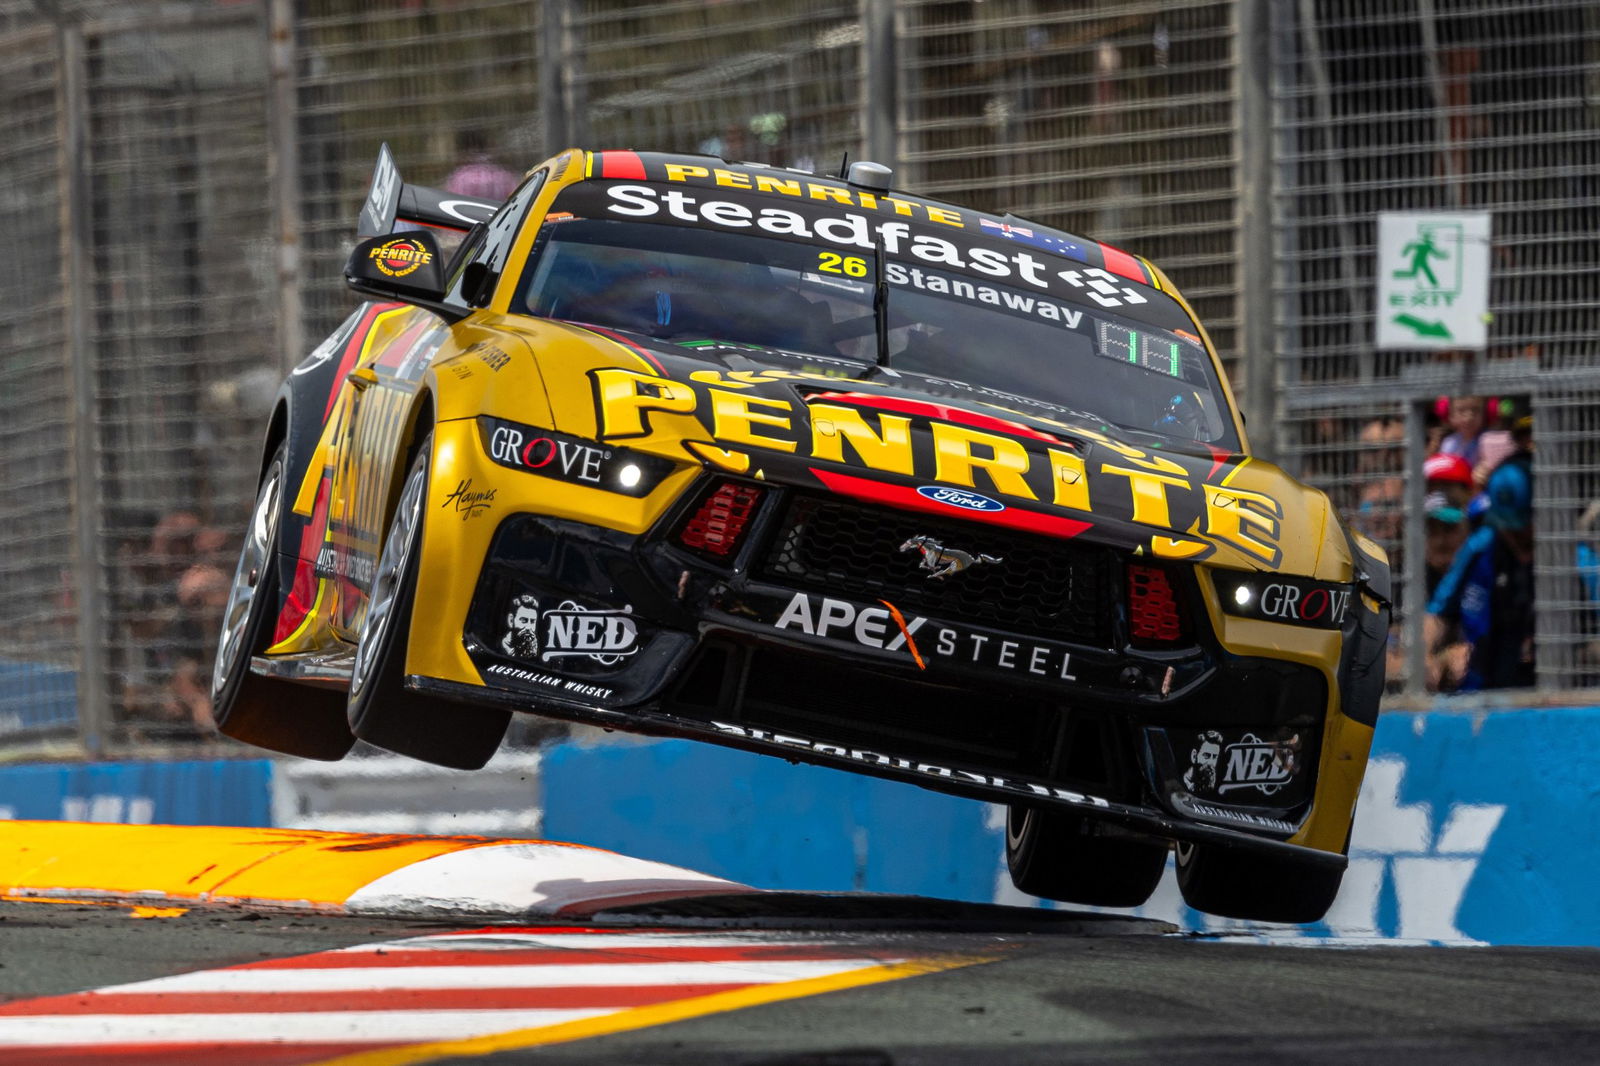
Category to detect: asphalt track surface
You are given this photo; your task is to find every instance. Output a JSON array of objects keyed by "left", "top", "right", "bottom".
[{"left": 5, "top": 899, "right": 1600, "bottom": 1065}]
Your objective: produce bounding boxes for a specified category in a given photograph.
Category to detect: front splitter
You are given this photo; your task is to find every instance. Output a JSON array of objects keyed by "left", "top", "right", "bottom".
[{"left": 412, "top": 674, "right": 1345, "bottom": 873}]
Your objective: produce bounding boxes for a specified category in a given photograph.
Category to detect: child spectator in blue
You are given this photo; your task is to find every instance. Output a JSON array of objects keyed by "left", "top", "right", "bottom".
[{"left": 1423, "top": 419, "right": 1534, "bottom": 690}]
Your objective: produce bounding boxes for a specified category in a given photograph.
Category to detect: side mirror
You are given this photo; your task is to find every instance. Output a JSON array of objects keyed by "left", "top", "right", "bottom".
[{"left": 345, "top": 231, "right": 463, "bottom": 321}]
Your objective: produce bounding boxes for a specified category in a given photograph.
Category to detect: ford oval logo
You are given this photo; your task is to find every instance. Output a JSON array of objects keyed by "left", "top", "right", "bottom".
[{"left": 917, "top": 485, "right": 1006, "bottom": 513}]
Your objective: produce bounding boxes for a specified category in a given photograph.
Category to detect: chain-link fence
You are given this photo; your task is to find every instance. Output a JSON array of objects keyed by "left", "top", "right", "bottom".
[
  {"left": 0, "top": 16, "right": 76, "bottom": 748},
  {"left": 0, "top": 0, "right": 1596, "bottom": 756},
  {"left": 898, "top": 2, "right": 1241, "bottom": 364},
  {"left": 1272, "top": 0, "right": 1600, "bottom": 698}
]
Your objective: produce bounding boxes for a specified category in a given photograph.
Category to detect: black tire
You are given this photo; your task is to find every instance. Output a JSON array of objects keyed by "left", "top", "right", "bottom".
[
  {"left": 1174, "top": 841, "right": 1345, "bottom": 923},
  {"left": 211, "top": 443, "right": 355, "bottom": 761},
  {"left": 1006, "top": 805, "right": 1169, "bottom": 908},
  {"left": 346, "top": 437, "right": 509, "bottom": 770}
]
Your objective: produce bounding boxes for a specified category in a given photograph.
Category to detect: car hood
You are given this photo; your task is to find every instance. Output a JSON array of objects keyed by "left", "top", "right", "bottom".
[{"left": 535, "top": 324, "right": 1343, "bottom": 579}]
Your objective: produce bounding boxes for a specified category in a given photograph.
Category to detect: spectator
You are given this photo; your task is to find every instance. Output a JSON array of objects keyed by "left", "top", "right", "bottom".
[
  {"left": 1352, "top": 475, "right": 1408, "bottom": 690},
  {"left": 443, "top": 129, "right": 519, "bottom": 203},
  {"left": 114, "top": 511, "right": 238, "bottom": 734},
  {"left": 193, "top": 526, "right": 234, "bottom": 571},
  {"left": 1576, "top": 495, "right": 1600, "bottom": 669},
  {"left": 147, "top": 510, "right": 201, "bottom": 586},
  {"left": 1422, "top": 452, "right": 1473, "bottom": 600},
  {"left": 1437, "top": 395, "right": 1487, "bottom": 466},
  {"left": 1424, "top": 421, "right": 1535, "bottom": 691},
  {"left": 1355, "top": 477, "right": 1405, "bottom": 544},
  {"left": 1472, "top": 423, "right": 1517, "bottom": 489},
  {"left": 1357, "top": 416, "right": 1405, "bottom": 476},
  {"left": 169, "top": 564, "right": 231, "bottom": 731}
]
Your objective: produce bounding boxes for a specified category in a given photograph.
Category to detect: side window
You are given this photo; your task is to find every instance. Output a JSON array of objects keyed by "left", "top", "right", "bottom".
[{"left": 446, "top": 168, "right": 547, "bottom": 308}]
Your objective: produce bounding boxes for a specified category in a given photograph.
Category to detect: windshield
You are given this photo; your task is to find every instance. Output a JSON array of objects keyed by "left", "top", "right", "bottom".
[{"left": 518, "top": 195, "right": 1237, "bottom": 448}]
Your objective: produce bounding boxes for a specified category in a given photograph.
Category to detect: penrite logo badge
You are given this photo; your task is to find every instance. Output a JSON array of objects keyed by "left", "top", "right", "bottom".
[
  {"left": 899, "top": 535, "right": 1002, "bottom": 580},
  {"left": 369, "top": 237, "right": 433, "bottom": 278}
]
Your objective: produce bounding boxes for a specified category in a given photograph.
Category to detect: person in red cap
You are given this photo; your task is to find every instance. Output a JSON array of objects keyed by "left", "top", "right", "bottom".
[
  {"left": 1424, "top": 429, "right": 1535, "bottom": 692},
  {"left": 1423, "top": 453, "right": 1474, "bottom": 534},
  {"left": 1419, "top": 451, "right": 1475, "bottom": 688}
]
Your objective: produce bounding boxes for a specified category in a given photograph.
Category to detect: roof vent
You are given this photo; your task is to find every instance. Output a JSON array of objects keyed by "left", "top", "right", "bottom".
[{"left": 845, "top": 161, "right": 893, "bottom": 192}]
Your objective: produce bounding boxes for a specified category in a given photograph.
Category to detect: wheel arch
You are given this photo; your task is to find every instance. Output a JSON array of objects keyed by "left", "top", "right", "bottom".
[
  {"left": 385, "top": 386, "right": 437, "bottom": 529},
  {"left": 260, "top": 399, "right": 289, "bottom": 482}
]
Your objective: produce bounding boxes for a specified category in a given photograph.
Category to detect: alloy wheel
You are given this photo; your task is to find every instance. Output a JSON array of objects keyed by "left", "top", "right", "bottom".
[
  {"left": 213, "top": 463, "right": 281, "bottom": 700},
  {"left": 350, "top": 459, "right": 425, "bottom": 699}
]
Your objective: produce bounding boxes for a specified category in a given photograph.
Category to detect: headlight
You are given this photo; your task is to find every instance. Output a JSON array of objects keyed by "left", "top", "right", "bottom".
[
  {"left": 1211, "top": 570, "right": 1352, "bottom": 630},
  {"left": 479, "top": 417, "right": 677, "bottom": 498}
]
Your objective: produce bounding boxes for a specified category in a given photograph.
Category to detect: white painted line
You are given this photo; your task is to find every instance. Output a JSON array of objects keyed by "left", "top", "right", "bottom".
[
  {"left": 101, "top": 958, "right": 891, "bottom": 994},
  {"left": 0, "top": 1008, "right": 613, "bottom": 1047},
  {"left": 361, "top": 932, "right": 822, "bottom": 951}
]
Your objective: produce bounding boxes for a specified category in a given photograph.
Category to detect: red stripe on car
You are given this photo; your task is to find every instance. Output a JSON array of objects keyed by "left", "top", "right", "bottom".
[
  {"left": 273, "top": 476, "right": 332, "bottom": 644},
  {"left": 1098, "top": 244, "right": 1147, "bottom": 284},
  {"left": 810, "top": 468, "right": 1091, "bottom": 539},
  {"left": 573, "top": 323, "right": 667, "bottom": 373},
  {"left": 598, "top": 150, "right": 647, "bottom": 179},
  {"left": 809, "top": 392, "right": 1063, "bottom": 445}
]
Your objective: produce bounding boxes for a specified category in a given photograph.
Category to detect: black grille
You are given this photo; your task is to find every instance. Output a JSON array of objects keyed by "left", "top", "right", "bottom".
[
  {"left": 741, "top": 647, "right": 1060, "bottom": 777},
  {"left": 758, "top": 492, "right": 1114, "bottom": 646},
  {"left": 666, "top": 642, "right": 1139, "bottom": 797}
]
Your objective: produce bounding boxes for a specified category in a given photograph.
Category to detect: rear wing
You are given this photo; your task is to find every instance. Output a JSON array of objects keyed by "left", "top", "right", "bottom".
[{"left": 356, "top": 142, "right": 501, "bottom": 238}]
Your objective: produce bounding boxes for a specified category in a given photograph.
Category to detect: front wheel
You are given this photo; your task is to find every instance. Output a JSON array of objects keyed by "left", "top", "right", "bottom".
[
  {"left": 211, "top": 442, "right": 354, "bottom": 760},
  {"left": 346, "top": 437, "right": 508, "bottom": 770},
  {"left": 1005, "top": 805, "right": 1169, "bottom": 908},
  {"left": 1174, "top": 841, "right": 1345, "bottom": 923}
]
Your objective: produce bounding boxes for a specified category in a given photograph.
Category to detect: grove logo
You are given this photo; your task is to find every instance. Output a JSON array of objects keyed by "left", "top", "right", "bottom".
[{"left": 369, "top": 238, "right": 433, "bottom": 278}]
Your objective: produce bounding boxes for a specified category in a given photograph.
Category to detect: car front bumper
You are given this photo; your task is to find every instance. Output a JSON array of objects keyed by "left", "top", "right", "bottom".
[{"left": 414, "top": 486, "right": 1366, "bottom": 866}]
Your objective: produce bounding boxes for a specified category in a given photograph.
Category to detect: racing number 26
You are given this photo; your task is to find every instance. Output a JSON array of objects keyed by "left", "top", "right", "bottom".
[{"left": 818, "top": 252, "right": 868, "bottom": 278}]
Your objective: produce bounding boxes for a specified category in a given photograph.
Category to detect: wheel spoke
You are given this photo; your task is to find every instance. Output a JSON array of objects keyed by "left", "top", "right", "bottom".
[
  {"left": 213, "top": 466, "right": 280, "bottom": 698},
  {"left": 352, "top": 460, "right": 425, "bottom": 698}
]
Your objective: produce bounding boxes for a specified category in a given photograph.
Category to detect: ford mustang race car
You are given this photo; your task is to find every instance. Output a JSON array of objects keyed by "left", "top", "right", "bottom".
[{"left": 213, "top": 145, "right": 1390, "bottom": 922}]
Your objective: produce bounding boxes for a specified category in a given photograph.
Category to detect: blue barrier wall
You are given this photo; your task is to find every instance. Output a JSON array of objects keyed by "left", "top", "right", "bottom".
[
  {"left": 0, "top": 661, "right": 78, "bottom": 737},
  {"left": 0, "top": 758, "right": 273, "bottom": 826},
  {"left": 543, "top": 740, "right": 998, "bottom": 899},
  {"left": 3, "top": 707, "right": 1592, "bottom": 945},
  {"left": 542, "top": 707, "right": 1600, "bottom": 946}
]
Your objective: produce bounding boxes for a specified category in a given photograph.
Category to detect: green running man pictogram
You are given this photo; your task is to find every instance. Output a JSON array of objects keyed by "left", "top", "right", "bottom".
[{"left": 1394, "top": 231, "right": 1449, "bottom": 287}]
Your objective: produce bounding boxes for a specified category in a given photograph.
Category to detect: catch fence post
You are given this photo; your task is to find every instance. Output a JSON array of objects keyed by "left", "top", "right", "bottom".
[
  {"left": 268, "top": 0, "right": 302, "bottom": 375},
  {"left": 58, "top": 17, "right": 107, "bottom": 757},
  {"left": 1236, "top": 0, "right": 1276, "bottom": 463},
  {"left": 863, "top": 0, "right": 896, "bottom": 173}
]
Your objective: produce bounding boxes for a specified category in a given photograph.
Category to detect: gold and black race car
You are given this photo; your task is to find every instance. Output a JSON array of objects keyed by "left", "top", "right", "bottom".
[{"left": 213, "top": 146, "right": 1390, "bottom": 922}]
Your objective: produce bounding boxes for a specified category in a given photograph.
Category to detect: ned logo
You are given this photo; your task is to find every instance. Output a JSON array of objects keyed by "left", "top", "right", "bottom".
[
  {"left": 1219, "top": 732, "right": 1301, "bottom": 797},
  {"left": 543, "top": 600, "right": 639, "bottom": 666}
]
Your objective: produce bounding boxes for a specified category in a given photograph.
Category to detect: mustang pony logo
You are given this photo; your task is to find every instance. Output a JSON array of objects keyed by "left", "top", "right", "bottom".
[{"left": 899, "top": 535, "right": 1002, "bottom": 580}]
